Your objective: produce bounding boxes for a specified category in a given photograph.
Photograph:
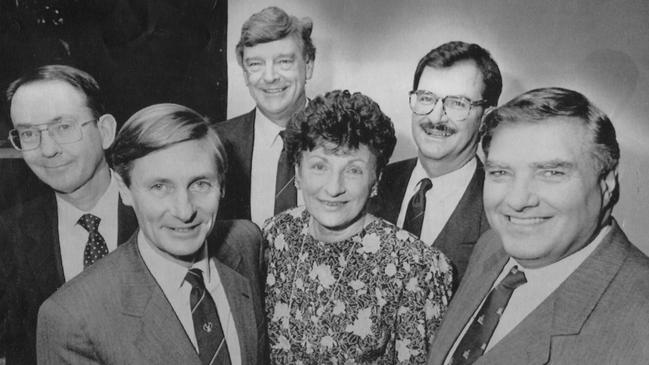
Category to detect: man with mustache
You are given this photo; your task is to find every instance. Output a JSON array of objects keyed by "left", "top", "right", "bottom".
[
  {"left": 370, "top": 41, "right": 502, "bottom": 288},
  {"left": 215, "top": 6, "right": 315, "bottom": 227}
]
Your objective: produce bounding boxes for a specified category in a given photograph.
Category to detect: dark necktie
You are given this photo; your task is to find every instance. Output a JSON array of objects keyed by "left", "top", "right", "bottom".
[
  {"left": 402, "top": 178, "right": 433, "bottom": 237},
  {"left": 450, "top": 266, "right": 527, "bottom": 364},
  {"left": 185, "top": 268, "right": 231, "bottom": 365},
  {"left": 78, "top": 213, "right": 109, "bottom": 268},
  {"left": 274, "top": 130, "right": 297, "bottom": 215}
]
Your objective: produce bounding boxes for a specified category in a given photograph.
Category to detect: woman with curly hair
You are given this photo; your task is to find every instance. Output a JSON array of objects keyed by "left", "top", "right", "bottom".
[{"left": 264, "top": 89, "right": 454, "bottom": 364}]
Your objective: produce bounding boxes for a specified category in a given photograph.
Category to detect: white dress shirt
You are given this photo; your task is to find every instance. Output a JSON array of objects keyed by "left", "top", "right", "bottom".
[
  {"left": 56, "top": 172, "right": 120, "bottom": 281},
  {"left": 444, "top": 224, "right": 612, "bottom": 364},
  {"left": 397, "top": 158, "right": 476, "bottom": 244},
  {"left": 250, "top": 109, "right": 303, "bottom": 227},
  {"left": 138, "top": 232, "right": 242, "bottom": 365}
]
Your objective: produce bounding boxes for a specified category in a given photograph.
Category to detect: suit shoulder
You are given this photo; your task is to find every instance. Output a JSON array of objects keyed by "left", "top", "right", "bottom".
[
  {"left": 383, "top": 158, "right": 417, "bottom": 177},
  {"left": 212, "top": 220, "right": 262, "bottom": 250},
  {"left": 214, "top": 110, "right": 254, "bottom": 136}
]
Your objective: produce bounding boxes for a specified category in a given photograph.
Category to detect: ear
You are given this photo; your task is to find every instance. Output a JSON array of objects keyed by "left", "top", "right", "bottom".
[
  {"left": 305, "top": 58, "right": 314, "bottom": 81},
  {"left": 114, "top": 172, "right": 134, "bottom": 207},
  {"left": 600, "top": 169, "right": 618, "bottom": 207},
  {"left": 97, "top": 114, "right": 117, "bottom": 149}
]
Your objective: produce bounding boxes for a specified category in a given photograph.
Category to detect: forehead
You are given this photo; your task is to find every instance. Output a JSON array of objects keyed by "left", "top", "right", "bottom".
[
  {"left": 10, "top": 80, "right": 89, "bottom": 126},
  {"left": 418, "top": 61, "right": 485, "bottom": 99},
  {"left": 243, "top": 36, "right": 303, "bottom": 60},
  {"left": 130, "top": 139, "right": 219, "bottom": 183},
  {"left": 488, "top": 118, "right": 593, "bottom": 168},
  {"left": 304, "top": 143, "right": 374, "bottom": 162}
]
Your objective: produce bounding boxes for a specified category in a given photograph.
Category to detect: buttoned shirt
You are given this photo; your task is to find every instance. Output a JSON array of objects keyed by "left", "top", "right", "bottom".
[
  {"left": 444, "top": 224, "right": 611, "bottom": 364},
  {"left": 138, "top": 231, "right": 242, "bottom": 365},
  {"left": 250, "top": 109, "right": 303, "bottom": 227},
  {"left": 397, "top": 158, "right": 476, "bottom": 243},
  {"left": 57, "top": 172, "right": 120, "bottom": 281}
]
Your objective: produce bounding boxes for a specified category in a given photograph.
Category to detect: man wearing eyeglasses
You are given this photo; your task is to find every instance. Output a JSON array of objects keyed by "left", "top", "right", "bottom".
[
  {"left": 214, "top": 6, "right": 314, "bottom": 227},
  {"left": 0, "top": 65, "right": 137, "bottom": 364},
  {"left": 370, "top": 41, "right": 502, "bottom": 289}
]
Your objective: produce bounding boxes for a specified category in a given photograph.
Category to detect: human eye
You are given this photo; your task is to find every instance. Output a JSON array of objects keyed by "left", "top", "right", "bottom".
[
  {"left": 277, "top": 57, "right": 295, "bottom": 70},
  {"left": 149, "top": 183, "right": 171, "bottom": 195},
  {"left": 345, "top": 165, "right": 365, "bottom": 176},
  {"left": 245, "top": 59, "right": 264, "bottom": 72},
  {"left": 190, "top": 180, "right": 214, "bottom": 193},
  {"left": 540, "top": 169, "right": 566, "bottom": 180},
  {"left": 445, "top": 97, "right": 469, "bottom": 110},
  {"left": 18, "top": 128, "right": 37, "bottom": 140},
  {"left": 485, "top": 168, "right": 511, "bottom": 180},
  {"left": 417, "top": 91, "right": 437, "bottom": 105},
  {"left": 52, "top": 121, "right": 75, "bottom": 136}
]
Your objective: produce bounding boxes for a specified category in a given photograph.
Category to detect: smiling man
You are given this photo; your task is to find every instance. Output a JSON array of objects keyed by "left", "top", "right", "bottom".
[
  {"left": 0, "top": 65, "right": 137, "bottom": 364},
  {"left": 428, "top": 88, "right": 649, "bottom": 365},
  {"left": 36, "top": 104, "right": 266, "bottom": 364},
  {"left": 214, "top": 6, "right": 315, "bottom": 226},
  {"left": 370, "top": 41, "right": 502, "bottom": 287}
]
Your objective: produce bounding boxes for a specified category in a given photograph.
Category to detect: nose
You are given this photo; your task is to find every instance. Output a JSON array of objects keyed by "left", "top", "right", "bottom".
[
  {"left": 504, "top": 176, "right": 540, "bottom": 212},
  {"left": 39, "top": 130, "right": 62, "bottom": 157},
  {"left": 262, "top": 63, "right": 279, "bottom": 83},
  {"left": 171, "top": 189, "right": 197, "bottom": 222},
  {"left": 426, "top": 99, "right": 447, "bottom": 124},
  {"left": 324, "top": 171, "right": 346, "bottom": 197}
]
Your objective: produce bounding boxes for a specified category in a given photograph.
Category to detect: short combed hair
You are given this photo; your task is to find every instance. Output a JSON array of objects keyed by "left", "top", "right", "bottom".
[
  {"left": 413, "top": 41, "right": 502, "bottom": 107},
  {"left": 481, "top": 87, "right": 620, "bottom": 176},
  {"left": 235, "top": 6, "right": 316, "bottom": 66},
  {"left": 6, "top": 64, "right": 106, "bottom": 118},
  {"left": 110, "top": 103, "right": 227, "bottom": 188},
  {"left": 285, "top": 90, "right": 396, "bottom": 176}
]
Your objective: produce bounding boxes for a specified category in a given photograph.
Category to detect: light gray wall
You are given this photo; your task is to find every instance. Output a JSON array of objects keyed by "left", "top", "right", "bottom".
[{"left": 228, "top": 0, "right": 649, "bottom": 252}]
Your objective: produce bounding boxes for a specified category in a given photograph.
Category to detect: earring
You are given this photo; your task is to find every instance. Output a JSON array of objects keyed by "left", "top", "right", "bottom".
[
  {"left": 370, "top": 184, "right": 378, "bottom": 198},
  {"left": 294, "top": 180, "right": 300, "bottom": 190}
]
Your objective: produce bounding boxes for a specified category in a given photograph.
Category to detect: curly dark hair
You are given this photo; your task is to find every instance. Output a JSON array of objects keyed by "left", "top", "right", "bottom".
[{"left": 285, "top": 90, "right": 396, "bottom": 176}]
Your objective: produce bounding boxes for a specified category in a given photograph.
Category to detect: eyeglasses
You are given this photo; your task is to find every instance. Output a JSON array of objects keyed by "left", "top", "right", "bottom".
[
  {"left": 8, "top": 119, "right": 95, "bottom": 151},
  {"left": 409, "top": 90, "right": 487, "bottom": 121}
]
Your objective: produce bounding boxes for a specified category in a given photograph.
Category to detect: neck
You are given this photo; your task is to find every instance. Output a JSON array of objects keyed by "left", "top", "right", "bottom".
[
  {"left": 309, "top": 212, "right": 372, "bottom": 243},
  {"left": 261, "top": 94, "right": 307, "bottom": 128},
  {"left": 418, "top": 151, "right": 475, "bottom": 178},
  {"left": 57, "top": 162, "right": 111, "bottom": 211}
]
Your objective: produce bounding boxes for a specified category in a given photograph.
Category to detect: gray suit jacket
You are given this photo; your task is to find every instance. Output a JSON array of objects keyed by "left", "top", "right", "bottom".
[
  {"left": 36, "top": 220, "right": 266, "bottom": 365},
  {"left": 427, "top": 220, "right": 649, "bottom": 365}
]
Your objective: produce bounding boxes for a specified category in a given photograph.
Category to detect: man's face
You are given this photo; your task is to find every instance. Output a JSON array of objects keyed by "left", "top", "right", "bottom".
[
  {"left": 10, "top": 80, "right": 114, "bottom": 195},
  {"left": 483, "top": 118, "right": 616, "bottom": 268},
  {"left": 242, "top": 36, "right": 314, "bottom": 125},
  {"left": 411, "top": 61, "right": 486, "bottom": 169},
  {"left": 119, "top": 139, "right": 221, "bottom": 266}
]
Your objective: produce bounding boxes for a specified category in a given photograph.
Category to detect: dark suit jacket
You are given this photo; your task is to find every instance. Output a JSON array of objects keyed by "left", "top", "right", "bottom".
[
  {"left": 0, "top": 191, "right": 137, "bottom": 364},
  {"left": 369, "top": 158, "right": 489, "bottom": 287},
  {"left": 36, "top": 220, "right": 267, "bottom": 365},
  {"left": 214, "top": 110, "right": 256, "bottom": 220},
  {"left": 427, "top": 220, "right": 649, "bottom": 365}
]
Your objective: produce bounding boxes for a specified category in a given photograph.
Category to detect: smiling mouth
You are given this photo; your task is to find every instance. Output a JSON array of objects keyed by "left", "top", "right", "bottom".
[
  {"left": 507, "top": 216, "right": 550, "bottom": 225},
  {"left": 421, "top": 122, "right": 456, "bottom": 137},
  {"left": 262, "top": 86, "right": 288, "bottom": 94},
  {"left": 167, "top": 224, "right": 201, "bottom": 233},
  {"left": 320, "top": 200, "right": 347, "bottom": 208}
]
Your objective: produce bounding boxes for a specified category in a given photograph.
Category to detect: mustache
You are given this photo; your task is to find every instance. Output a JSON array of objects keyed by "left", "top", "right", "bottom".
[{"left": 421, "top": 121, "right": 457, "bottom": 134}]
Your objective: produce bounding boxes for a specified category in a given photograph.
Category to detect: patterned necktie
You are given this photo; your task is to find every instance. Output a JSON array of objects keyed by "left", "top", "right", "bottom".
[
  {"left": 185, "top": 268, "right": 231, "bottom": 365},
  {"left": 78, "top": 213, "right": 109, "bottom": 268},
  {"left": 450, "top": 266, "right": 527, "bottom": 365},
  {"left": 402, "top": 178, "right": 433, "bottom": 237},
  {"left": 274, "top": 130, "right": 297, "bottom": 215}
]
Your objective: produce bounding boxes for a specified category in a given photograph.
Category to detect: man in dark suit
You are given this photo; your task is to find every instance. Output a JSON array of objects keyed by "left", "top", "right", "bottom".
[
  {"left": 215, "top": 6, "right": 315, "bottom": 227},
  {"left": 370, "top": 41, "right": 502, "bottom": 286},
  {"left": 37, "top": 103, "right": 266, "bottom": 364},
  {"left": 428, "top": 87, "right": 649, "bottom": 365},
  {"left": 0, "top": 65, "right": 137, "bottom": 364}
]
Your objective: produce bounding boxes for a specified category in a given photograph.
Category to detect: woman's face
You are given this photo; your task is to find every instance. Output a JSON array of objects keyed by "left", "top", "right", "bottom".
[{"left": 296, "top": 142, "right": 377, "bottom": 239}]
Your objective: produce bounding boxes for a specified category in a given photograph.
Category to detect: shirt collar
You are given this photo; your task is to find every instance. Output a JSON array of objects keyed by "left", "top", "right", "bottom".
[
  {"left": 254, "top": 108, "right": 285, "bottom": 148},
  {"left": 410, "top": 157, "right": 477, "bottom": 196},
  {"left": 56, "top": 171, "right": 120, "bottom": 229}
]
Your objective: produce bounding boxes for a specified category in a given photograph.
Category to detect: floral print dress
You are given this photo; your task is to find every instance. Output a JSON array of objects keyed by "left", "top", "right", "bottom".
[{"left": 264, "top": 207, "right": 454, "bottom": 364}]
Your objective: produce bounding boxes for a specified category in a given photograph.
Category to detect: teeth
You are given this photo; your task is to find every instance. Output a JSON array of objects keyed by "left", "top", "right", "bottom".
[
  {"left": 172, "top": 227, "right": 194, "bottom": 232},
  {"left": 508, "top": 216, "right": 546, "bottom": 225}
]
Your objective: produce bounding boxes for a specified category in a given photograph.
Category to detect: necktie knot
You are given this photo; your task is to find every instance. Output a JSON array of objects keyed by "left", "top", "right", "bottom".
[
  {"left": 500, "top": 266, "right": 527, "bottom": 290},
  {"left": 78, "top": 213, "right": 101, "bottom": 233},
  {"left": 185, "top": 268, "right": 206, "bottom": 291},
  {"left": 419, "top": 178, "right": 433, "bottom": 192}
]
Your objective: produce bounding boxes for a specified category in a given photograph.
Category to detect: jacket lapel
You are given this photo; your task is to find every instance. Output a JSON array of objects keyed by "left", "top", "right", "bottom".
[
  {"left": 213, "top": 258, "right": 257, "bottom": 365},
  {"left": 117, "top": 197, "right": 137, "bottom": 245},
  {"left": 118, "top": 237, "right": 201, "bottom": 364},
  {"left": 478, "top": 222, "right": 628, "bottom": 365}
]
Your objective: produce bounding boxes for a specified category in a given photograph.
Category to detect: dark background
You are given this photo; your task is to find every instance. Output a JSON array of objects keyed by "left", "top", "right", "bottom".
[{"left": 0, "top": 0, "right": 229, "bottom": 209}]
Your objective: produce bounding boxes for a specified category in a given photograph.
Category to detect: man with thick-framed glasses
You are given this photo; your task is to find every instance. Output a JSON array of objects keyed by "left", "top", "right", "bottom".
[
  {"left": 370, "top": 41, "right": 502, "bottom": 290},
  {"left": 0, "top": 65, "right": 137, "bottom": 364}
]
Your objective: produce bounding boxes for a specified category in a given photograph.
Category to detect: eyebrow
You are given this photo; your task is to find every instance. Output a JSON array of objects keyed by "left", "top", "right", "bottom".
[
  {"left": 15, "top": 116, "right": 68, "bottom": 128},
  {"left": 484, "top": 159, "right": 576, "bottom": 170}
]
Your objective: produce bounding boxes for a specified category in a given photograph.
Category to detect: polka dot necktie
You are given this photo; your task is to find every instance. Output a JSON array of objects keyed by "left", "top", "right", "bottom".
[
  {"left": 450, "top": 266, "right": 527, "bottom": 364},
  {"left": 78, "top": 213, "right": 109, "bottom": 268},
  {"left": 403, "top": 178, "right": 433, "bottom": 237},
  {"left": 185, "top": 268, "right": 231, "bottom": 365}
]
